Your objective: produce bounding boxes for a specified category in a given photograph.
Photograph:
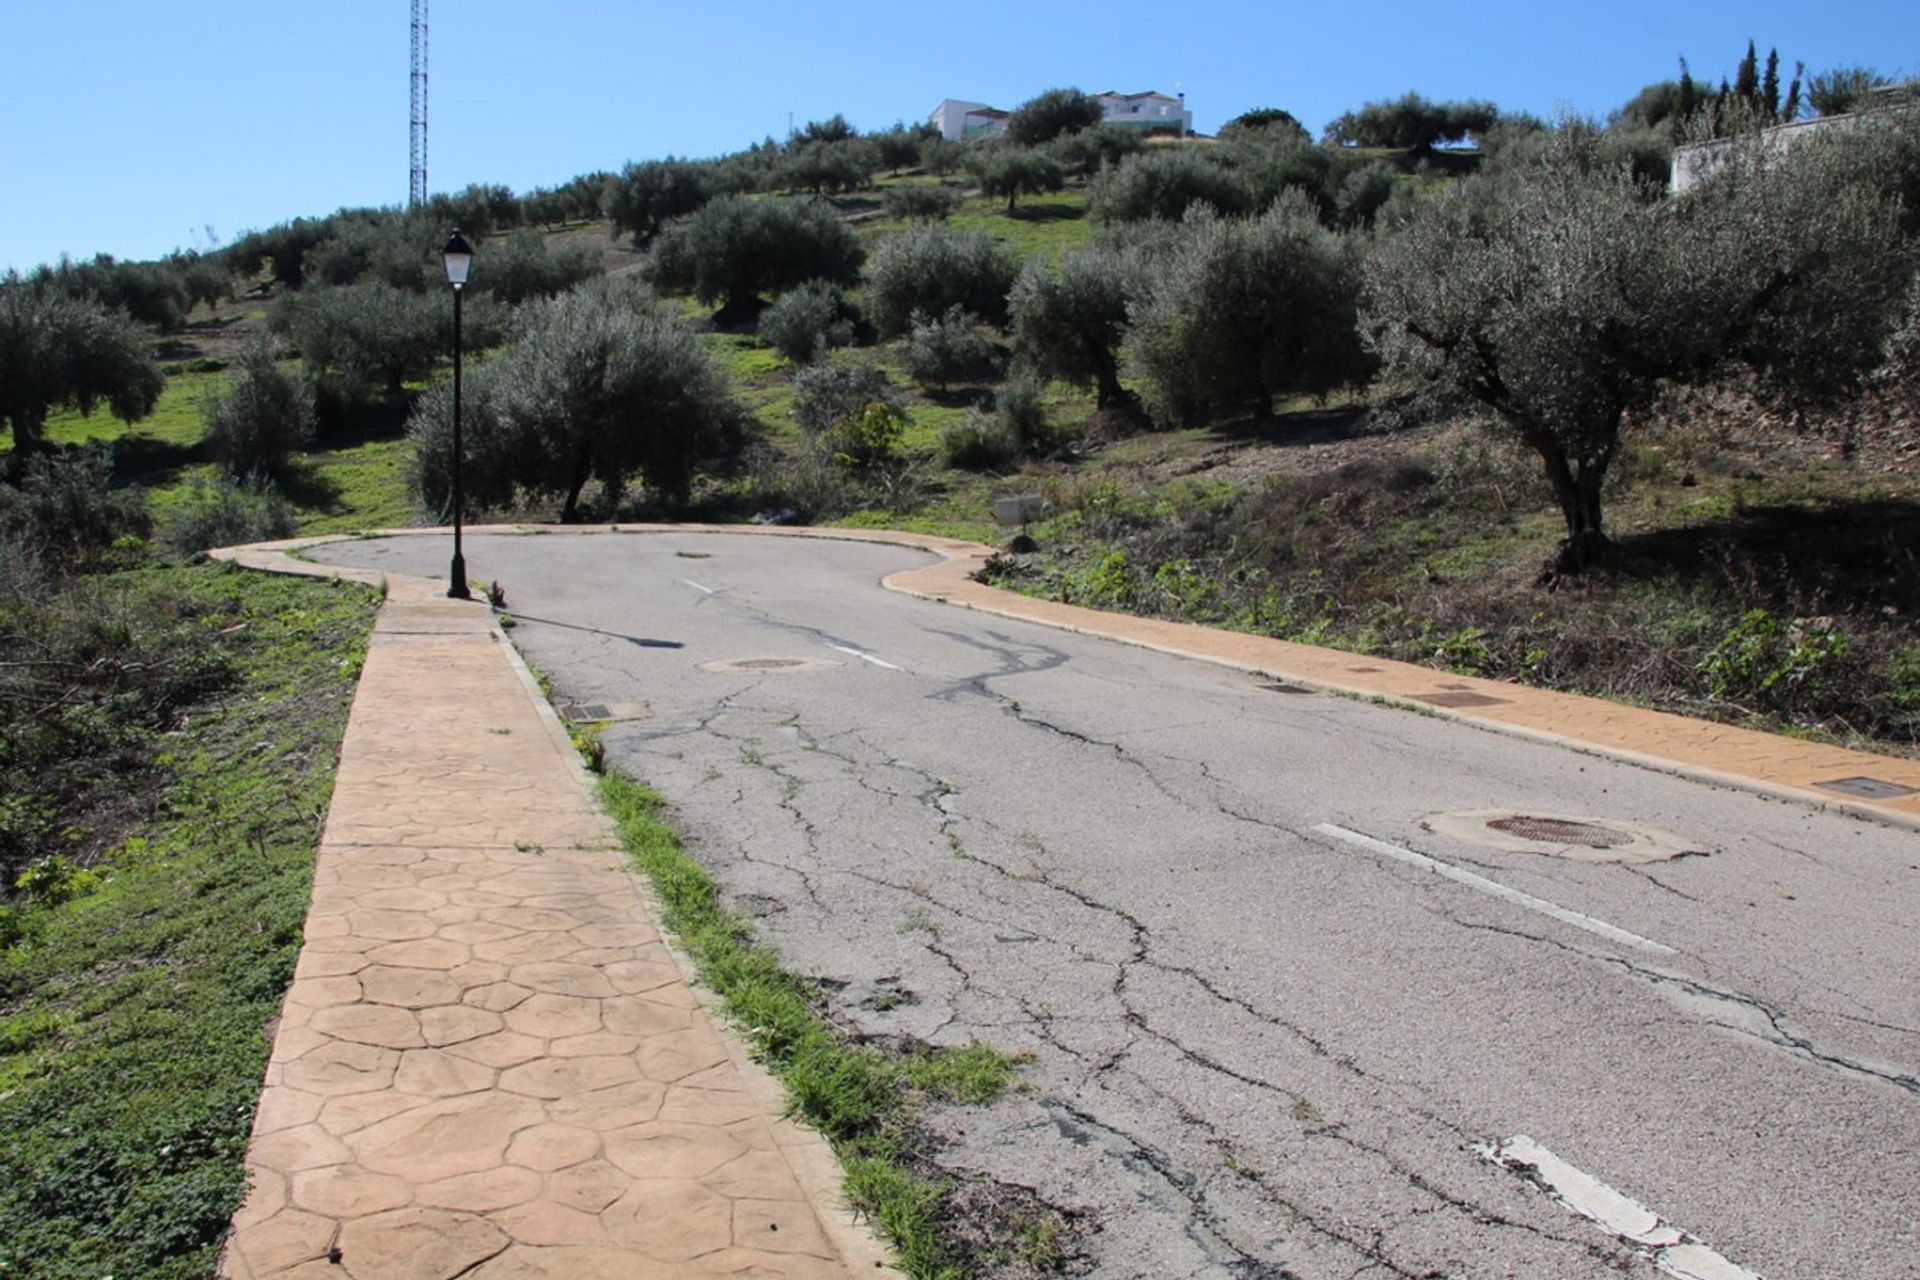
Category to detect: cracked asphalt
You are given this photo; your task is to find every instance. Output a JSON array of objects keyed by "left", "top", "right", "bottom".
[{"left": 313, "top": 531, "right": 1920, "bottom": 1280}]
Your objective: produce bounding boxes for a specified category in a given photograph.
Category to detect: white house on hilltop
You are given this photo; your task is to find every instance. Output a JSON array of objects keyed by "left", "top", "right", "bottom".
[{"left": 929, "top": 89, "right": 1193, "bottom": 141}]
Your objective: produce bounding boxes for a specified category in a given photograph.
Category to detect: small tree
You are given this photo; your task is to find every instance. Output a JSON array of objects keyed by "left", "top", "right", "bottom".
[
  {"left": 1006, "top": 88, "right": 1105, "bottom": 146},
  {"left": 271, "top": 280, "right": 498, "bottom": 400},
  {"left": 918, "top": 136, "right": 966, "bottom": 178},
  {"left": 905, "top": 306, "right": 995, "bottom": 390},
  {"left": 1127, "top": 195, "right": 1368, "bottom": 426},
  {"left": 874, "top": 126, "right": 925, "bottom": 175},
  {"left": 1008, "top": 241, "right": 1146, "bottom": 410},
  {"left": 973, "top": 146, "right": 1066, "bottom": 211},
  {"left": 204, "top": 339, "right": 316, "bottom": 475},
  {"left": 864, "top": 225, "right": 1018, "bottom": 335},
  {"left": 647, "top": 196, "right": 864, "bottom": 321},
  {"left": 476, "top": 230, "right": 599, "bottom": 306},
  {"left": 602, "top": 159, "right": 714, "bottom": 246},
  {"left": 0, "top": 285, "right": 162, "bottom": 457},
  {"left": 758, "top": 281, "right": 855, "bottom": 364},
  {"left": 408, "top": 278, "right": 737, "bottom": 522},
  {"left": 1323, "top": 92, "right": 1498, "bottom": 151},
  {"left": 1806, "top": 65, "right": 1890, "bottom": 117},
  {"left": 1089, "top": 149, "right": 1248, "bottom": 222},
  {"left": 1362, "top": 122, "right": 1910, "bottom": 576},
  {"left": 790, "top": 357, "right": 903, "bottom": 439},
  {"left": 1048, "top": 125, "right": 1143, "bottom": 177},
  {"left": 1220, "top": 108, "right": 1311, "bottom": 144},
  {"left": 884, "top": 184, "right": 958, "bottom": 221}
]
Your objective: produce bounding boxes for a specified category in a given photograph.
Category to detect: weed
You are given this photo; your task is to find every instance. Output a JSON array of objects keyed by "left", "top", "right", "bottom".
[{"left": 595, "top": 770, "right": 1020, "bottom": 1279}]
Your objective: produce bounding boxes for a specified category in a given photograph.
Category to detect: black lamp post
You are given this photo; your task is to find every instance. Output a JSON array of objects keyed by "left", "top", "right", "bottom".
[{"left": 442, "top": 231, "right": 474, "bottom": 599}]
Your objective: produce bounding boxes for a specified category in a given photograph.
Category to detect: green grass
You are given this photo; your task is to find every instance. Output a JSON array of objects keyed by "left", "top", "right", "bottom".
[
  {"left": 41, "top": 365, "right": 222, "bottom": 451},
  {"left": 595, "top": 768, "right": 1022, "bottom": 1280},
  {"left": 0, "top": 563, "right": 380, "bottom": 1280}
]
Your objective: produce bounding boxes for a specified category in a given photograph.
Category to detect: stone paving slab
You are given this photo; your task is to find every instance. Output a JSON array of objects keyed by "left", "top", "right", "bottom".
[{"left": 217, "top": 568, "right": 893, "bottom": 1279}]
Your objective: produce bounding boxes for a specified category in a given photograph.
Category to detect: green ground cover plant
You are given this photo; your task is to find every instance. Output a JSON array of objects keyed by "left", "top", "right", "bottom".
[{"left": 0, "top": 563, "right": 378, "bottom": 1279}]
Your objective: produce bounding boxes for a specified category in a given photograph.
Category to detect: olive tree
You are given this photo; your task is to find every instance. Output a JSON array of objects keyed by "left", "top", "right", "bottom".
[
  {"left": 1006, "top": 88, "right": 1105, "bottom": 146},
  {"left": 203, "top": 339, "right": 316, "bottom": 475},
  {"left": 1127, "top": 194, "right": 1369, "bottom": 425},
  {"left": 0, "top": 285, "right": 162, "bottom": 456},
  {"left": 1362, "top": 122, "right": 1911, "bottom": 576},
  {"left": 603, "top": 159, "right": 713, "bottom": 246},
  {"left": 973, "top": 146, "right": 1065, "bottom": 211},
  {"left": 1009, "top": 240, "right": 1147, "bottom": 410},
  {"left": 864, "top": 225, "right": 1017, "bottom": 335},
  {"left": 647, "top": 196, "right": 863, "bottom": 321},
  {"left": 408, "top": 278, "right": 737, "bottom": 522},
  {"left": 1089, "top": 149, "right": 1248, "bottom": 222}
]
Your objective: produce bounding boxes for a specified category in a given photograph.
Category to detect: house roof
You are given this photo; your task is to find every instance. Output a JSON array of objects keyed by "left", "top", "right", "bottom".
[{"left": 1097, "top": 89, "right": 1181, "bottom": 102}]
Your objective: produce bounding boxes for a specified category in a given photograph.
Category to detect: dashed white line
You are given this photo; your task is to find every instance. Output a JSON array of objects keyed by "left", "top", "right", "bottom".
[
  {"left": 826, "top": 643, "right": 900, "bottom": 671},
  {"left": 1311, "top": 823, "right": 1675, "bottom": 955},
  {"left": 1480, "top": 1136, "right": 1761, "bottom": 1279},
  {"left": 681, "top": 579, "right": 718, "bottom": 595}
]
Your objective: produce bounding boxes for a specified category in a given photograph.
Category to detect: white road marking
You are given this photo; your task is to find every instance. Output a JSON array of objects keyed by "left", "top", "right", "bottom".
[
  {"left": 1312, "top": 823, "right": 1676, "bottom": 955},
  {"left": 681, "top": 579, "right": 718, "bottom": 595},
  {"left": 1480, "top": 1136, "right": 1762, "bottom": 1280},
  {"left": 826, "top": 643, "right": 900, "bottom": 671}
]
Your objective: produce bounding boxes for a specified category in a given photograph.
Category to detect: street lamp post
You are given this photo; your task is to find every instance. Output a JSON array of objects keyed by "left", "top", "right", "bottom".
[{"left": 442, "top": 231, "right": 474, "bottom": 600}]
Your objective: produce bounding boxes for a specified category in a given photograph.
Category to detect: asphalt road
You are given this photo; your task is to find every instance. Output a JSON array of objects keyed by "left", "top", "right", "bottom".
[{"left": 313, "top": 531, "right": 1920, "bottom": 1280}]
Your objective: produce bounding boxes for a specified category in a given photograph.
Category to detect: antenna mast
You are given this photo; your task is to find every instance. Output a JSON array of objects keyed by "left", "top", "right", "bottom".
[{"left": 409, "top": 0, "right": 428, "bottom": 206}]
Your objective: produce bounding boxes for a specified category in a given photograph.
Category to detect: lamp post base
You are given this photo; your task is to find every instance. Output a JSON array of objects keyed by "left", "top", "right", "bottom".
[{"left": 449, "top": 553, "right": 470, "bottom": 600}]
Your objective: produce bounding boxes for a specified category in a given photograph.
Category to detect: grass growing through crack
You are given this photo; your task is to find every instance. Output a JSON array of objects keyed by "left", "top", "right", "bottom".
[{"left": 595, "top": 770, "right": 1019, "bottom": 1279}]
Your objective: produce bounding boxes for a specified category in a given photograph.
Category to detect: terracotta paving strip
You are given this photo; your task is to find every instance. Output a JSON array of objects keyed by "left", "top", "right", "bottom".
[{"left": 217, "top": 573, "right": 892, "bottom": 1279}]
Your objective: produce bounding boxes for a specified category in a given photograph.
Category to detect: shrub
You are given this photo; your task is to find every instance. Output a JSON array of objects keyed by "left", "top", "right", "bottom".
[
  {"left": 1006, "top": 88, "right": 1105, "bottom": 146},
  {"left": 647, "top": 196, "right": 864, "bottom": 320},
  {"left": 162, "top": 471, "right": 297, "bottom": 554},
  {"left": 1089, "top": 148, "right": 1249, "bottom": 222},
  {"left": 1049, "top": 126, "right": 1143, "bottom": 177},
  {"left": 203, "top": 340, "right": 316, "bottom": 475},
  {"left": 603, "top": 158, "right": 714, "bottom": 246},
  {"left": 791, "top": 358, "right": 903, "bottom": 438},
  {"left": 758, "top": 281, "right": 855, "bottom": 364},
  {"left": 904, "top": 306, "right": 995, "bottom": 390},
  {"left": 865, "top": 225, "right": 1017, "bottom": 336},
  {"left": 475, "top": 229, "right": 599, "bottom": 306},
  {"left": 994, "top": 368, "right": 1051, "bottom": 452},
  {"left": 0, "top": 447, "right": 148, "bottom": 568},
  {"left": 939, "top": 411, "right": 1020, "bottom": 470},
  {"left": 883, "top": 184, "right": 957, "bottom": 221}
]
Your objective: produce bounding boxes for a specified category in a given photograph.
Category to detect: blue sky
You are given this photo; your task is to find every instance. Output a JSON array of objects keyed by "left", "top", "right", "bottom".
[{"left": 2, "top": 0, "right": 1914, "bottom": 272}]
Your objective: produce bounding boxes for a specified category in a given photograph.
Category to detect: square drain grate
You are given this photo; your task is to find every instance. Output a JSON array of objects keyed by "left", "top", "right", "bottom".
[
  {"left": 1412, "top": 691, "right": 1513, "bottom": 709},
  {"left": 1816, "top": 776, "right": 1917, "bottom": 800},
  {"left": 561, "top": 704, "right": 613, "bottom": 723},
  {"left": 1257, "top": 682, "right": 1313, "bottom": 695}
]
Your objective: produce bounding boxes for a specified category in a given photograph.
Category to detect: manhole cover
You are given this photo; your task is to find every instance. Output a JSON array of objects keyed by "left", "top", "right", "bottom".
[
  {"left": 1816, "top": 776, "right": 1917, "bottom": 800},
  {"left": 1424, "top": 809, "right": 1708, "bottom": 865},
  {"left": 697, "top": 656, "right": 842, "bottom": 675},
  {"left": 1487, "top": 815, "right": 1625, "bottom": 849}
]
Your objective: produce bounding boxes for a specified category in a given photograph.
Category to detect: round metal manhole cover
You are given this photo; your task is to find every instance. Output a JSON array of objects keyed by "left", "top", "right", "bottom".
[
  {"left": 1423, "top": 810, "right": 1709, "bottom": 864},
  {"left": 1485, "top": 815, "right": 1626, "bottom": 849},
  {"left": 697, "top": 656, "right": 842, "bottom": 675}
]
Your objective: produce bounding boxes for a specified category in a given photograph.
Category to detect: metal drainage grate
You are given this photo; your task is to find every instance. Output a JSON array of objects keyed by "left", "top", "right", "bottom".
[
  {"left": 562, "top": 703, "right": 612, "bottom": 724},
  {"left": 1413, "top": 690, "right": 1513, "bottom": 709},
  {"left": 1816, "top": 776, "right": 1918, "bottom": 800},
  {"left": 1258, "top": 682, "right": 1313, "bottom": 695},
  {"left": 1487, "top": 815, "right": 1626, "bottom": 849}
]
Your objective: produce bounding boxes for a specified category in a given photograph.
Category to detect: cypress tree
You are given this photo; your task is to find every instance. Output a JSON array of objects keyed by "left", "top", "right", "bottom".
[
  {"left": 1675, "top": 58, "right": 1698, "bottom": 141},
  {"left": 1762, "top": 48, "right": 1781, "bottom": 120},
  {"left": 1735, "top": 41, "right": 1759, "bottom": 105},
  {"left": 1783, "top": 62, "right": 1804, "bottom": 122}
]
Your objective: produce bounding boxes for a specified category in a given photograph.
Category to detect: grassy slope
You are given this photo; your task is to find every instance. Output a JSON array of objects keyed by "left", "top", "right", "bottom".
[{"left": 0, "top": 564, "right": 378, "bottom": 1279}]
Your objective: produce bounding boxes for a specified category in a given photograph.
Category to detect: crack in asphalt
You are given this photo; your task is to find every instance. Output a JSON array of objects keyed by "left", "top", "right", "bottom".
[{"left": 1452, "top": 919, "right": 1920, "bottom": 1095}]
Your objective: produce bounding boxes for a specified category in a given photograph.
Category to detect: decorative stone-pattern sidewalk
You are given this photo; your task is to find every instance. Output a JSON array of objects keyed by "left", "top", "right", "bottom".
[{"left": 218, "top": 573, "right": 891, "bottom": 1279}]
